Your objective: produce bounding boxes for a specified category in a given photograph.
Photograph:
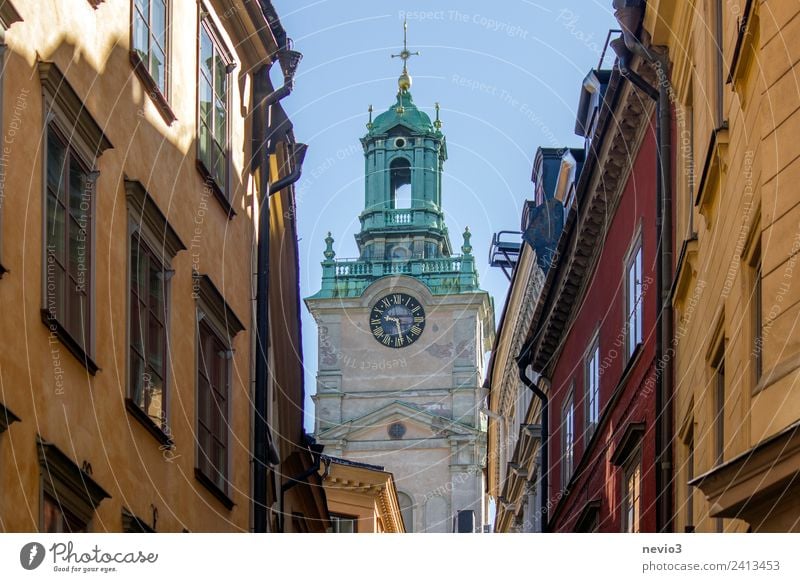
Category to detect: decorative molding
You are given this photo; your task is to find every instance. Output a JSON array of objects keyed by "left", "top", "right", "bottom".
[
  {"left": 37, "top": 436, "right": 111, "bottom": 526},
  {"left": 573, "top": 499, "right": 601, "bottom": 532},
  {"left": 38, "top": 61, "right": 113, "bottom": 158},
  {"left": 121, "top": 507, "right": 154, "bottom": 533},
  {"left": 690, "top": 419, "right": 800, "bottom": 521},
  {"left": 0, "top": 0, "right": 22, "bottom": 28},
  {"left": 0, "top": 401, "right": 20, "bottom": 433},
  {"left": 193, "top": 274, "right": 245, "bottom": 337},
  {"left": 610, "top": 422, "right": 646, "bottom": 467},
  {"left": 124, "top": 178, "right": 186, "bottom": 259},
  {"left": 694, "top": 124, "right": 729, "bottom": 225}
]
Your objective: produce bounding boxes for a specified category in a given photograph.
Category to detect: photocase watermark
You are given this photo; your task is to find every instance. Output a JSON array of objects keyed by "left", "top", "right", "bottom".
[
  {"left": 399, "top": 10, "right": 529, "bottom": 39},
  {"left": 20, "top": 542, "right": 46, "bottom": 570},
  {"left": 556, "top": 9, "right": 604, "bottom": 56}
]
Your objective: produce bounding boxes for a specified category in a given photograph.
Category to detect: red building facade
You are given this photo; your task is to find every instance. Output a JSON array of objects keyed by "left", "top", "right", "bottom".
[{"left": 519, "top": 60, "right": 670, "bottom": 532}]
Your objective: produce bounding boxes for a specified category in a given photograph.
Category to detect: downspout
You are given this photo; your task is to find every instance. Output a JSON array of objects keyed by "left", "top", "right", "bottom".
[
  {"left": 612, "top": 0, "right": 674, "bottom": 533},
  {"left": 516, "top": 351, "right": 549, "bottom": 532},
  {"left": 251, "top": 35, "right": 303, "bottom": 533}
]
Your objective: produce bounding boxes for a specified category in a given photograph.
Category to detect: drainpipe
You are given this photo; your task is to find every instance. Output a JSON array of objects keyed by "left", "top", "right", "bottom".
[
  {"left": 516, "top": 355, "right": 549, "bottom": 532},
  {"left": 612, "top": 0, "right": 674, "bottom": 533},
  {"left": 252, "top": 38, "right": 303, "bottom": 533}
]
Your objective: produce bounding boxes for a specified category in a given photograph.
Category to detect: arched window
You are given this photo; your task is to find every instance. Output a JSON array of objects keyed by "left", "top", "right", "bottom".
[
  {"left": 390, "top": 157, "right": 412, "bottom": 209},
  {"left": 397, "top": 491, "right": 414, "bottom": 533}
]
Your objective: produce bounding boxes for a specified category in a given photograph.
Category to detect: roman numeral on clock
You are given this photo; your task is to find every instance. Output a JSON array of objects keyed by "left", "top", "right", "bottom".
[
  {"left": 410, "top": 325, "right": 422, "bottom": 336},
  {"left": 382, "top": 334, "right": 392, "bottom": 346}
]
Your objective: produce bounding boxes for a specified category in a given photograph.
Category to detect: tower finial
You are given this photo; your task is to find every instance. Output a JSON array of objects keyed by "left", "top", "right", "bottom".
[
  {"left": 367, "top": 104, "right": 373, "bottom": 130},
  {"left": 391, "top": 18, "right": 420, "bottom": 92},
  {"left": 434, "top": 102, "right": 442, "bottom": 130}
]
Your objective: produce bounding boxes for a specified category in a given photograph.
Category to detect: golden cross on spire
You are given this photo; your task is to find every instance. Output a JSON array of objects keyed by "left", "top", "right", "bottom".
[{"left": 391, "top": 19, "right": 420, "bottom": 73}]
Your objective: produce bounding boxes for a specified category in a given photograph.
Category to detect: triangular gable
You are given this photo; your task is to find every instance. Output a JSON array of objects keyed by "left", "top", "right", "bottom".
[{"left": 317, "top": 400, "right": 482, "bottom": 442}]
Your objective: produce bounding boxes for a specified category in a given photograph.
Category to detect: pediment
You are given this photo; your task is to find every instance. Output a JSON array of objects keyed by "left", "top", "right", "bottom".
[{"left": 317, "top": 400, "right": 481, "bottom": 442}]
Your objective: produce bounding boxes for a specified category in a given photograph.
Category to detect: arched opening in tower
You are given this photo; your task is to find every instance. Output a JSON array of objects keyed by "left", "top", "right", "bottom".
[{"left": 389, "top": 157, "right": 412, "bottom": 209}]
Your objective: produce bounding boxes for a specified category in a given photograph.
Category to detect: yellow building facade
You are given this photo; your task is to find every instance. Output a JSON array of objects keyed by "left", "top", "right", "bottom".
[
  {"left": 322, "top": 457, "right": 404, "bottom": 533},
  {"left": 640, "top": 0, "right": 800, "bottom": 532},
  {"left": 0, "top": 0, "right": 321, "bottom": 532}
]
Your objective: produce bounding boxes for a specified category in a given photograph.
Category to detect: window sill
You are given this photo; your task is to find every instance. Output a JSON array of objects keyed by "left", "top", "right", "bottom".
[
  {"left": 129, "top": 51, "right": 177, "bottom": 126},
  {"left": 196, "top": 160, "right": 235, "bottom": 219},
  {"left": 125, "top": 398, "right": 173, "bottom": 448},
  {"left": 40, "top": 309, "right": 99, "bottom": 375},
  {"left": 194, "top": 468, "right": 234, "bottom": 510}
]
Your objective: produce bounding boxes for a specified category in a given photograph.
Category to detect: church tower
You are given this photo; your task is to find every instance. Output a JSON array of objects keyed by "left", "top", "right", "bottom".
[{"left": 305, "top": 23, "right": 495, "bottom": 533}]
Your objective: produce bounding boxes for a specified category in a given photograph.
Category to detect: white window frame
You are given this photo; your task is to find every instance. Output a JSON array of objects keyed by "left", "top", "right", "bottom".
[
  {"left": 624, "top": 231, "right": 643, "bottom": 359},
  {"left": 585, "top": 335, "right": 600, "bottom": 436},
  {"left": 561, "top": 388, "right": 575, "bottom": 489}
]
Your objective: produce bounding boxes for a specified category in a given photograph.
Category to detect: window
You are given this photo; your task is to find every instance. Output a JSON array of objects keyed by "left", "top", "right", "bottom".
[
  {"left": 197, "top": 319, "right": 230, "bottom": 495},
  {"left": 193, "top": 274, "right": 244, "bottom": 508},
  {"left": 132, "top": 0, "right": 168, "bottom": 96},
  {"left": 585, "top": 340, "right": 600, "bottom": 435},
  {"left": 129, "top": 234, "right": 168, "bottom": 429},
  {"left": 622, "top": 457, "right": 641, "bottom": 533},
  {"left": 124, "top": 179, "right": 184, "bottom": 444},
  {"left": 37, "top": 437, "right": 110, "bottom": 533},
  {"left": 751, "top": 246, "right": 762, "bottom": 382},
  {"left": 198, "top": 18, "right": 231, "bottom": 198},
  {"left": 45, "top": 123, "right": 92, "bottom": 353},
  {"left": 685, "top": 425, "right": 695, "bottom": 531},
  {"left": 398, "top": 491, "right": 414, "bottom": 532},
  {"left": 43, "top": 493, "right": 87, "bottom": 533},
  {"left": 713, "top": 0, "right": 725, "bottom": 126},
  {"left": 330, "top": 514, "right": 357, "bottom": 533},
  {"left": 561, "top": 392, "right": 574, "bottom": 488},
  {"left": 39, "top": 61, "right": 112, "bottom": 374},
  {"left": 389, "top": 157, "right": 412, "bottom": 209},
  {"left": 626, "top": 240, "right": 643, "bottom": 358},
  {"left": 714, "top": 352, "right": 725, "bottom": 466}
]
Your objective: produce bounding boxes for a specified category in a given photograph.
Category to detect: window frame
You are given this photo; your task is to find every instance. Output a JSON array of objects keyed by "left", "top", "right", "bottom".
[
  {"left": 37, "top": 437, "right": 110, "bottom": 533},
  {"left": 749, "top": 241, "right": 762, "bottom": 384},
  {"left": 712, "top": 0, "right": 725, "bottom": 127},
  {"left": 195, "top": 315, "right": 233, "bottom": 506},
  {"left": 41, "top": 117, "right": 98, "bottom": 373},
  {"left": 561, "top": 388, "right": 575, "bottom": 489},
  {"left": 584, "top": 333, "right": 600, "bottom": 437},
  {"left": 624, "top": 230, "right": 644, "bottom": 360},
  {"left": 196, "top": 8, "right": 234, "bottom": 212},
  {"left": 127, "top": 231, "right": 171, "bottom": 441},
  {"left": 129, "top": 0, "right": 175, "bottom": 124},
  {"left": 330, "top": 513, "right": 358, "bottom": 533},
  {"left": 192, "top": 274, "right": 244, "bottom": 510},
  {"left": 38, "top": 61, "right": 111, "bottom": 375},
  {"left": 124, "top": 178, "right": 185, "bottom": 447},
  {"left": 621, "top": 450, "right": 642, "bottom": 533}
]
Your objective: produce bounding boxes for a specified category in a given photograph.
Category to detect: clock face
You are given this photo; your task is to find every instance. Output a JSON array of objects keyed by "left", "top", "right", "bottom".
[{"left": 369, "top": 293, "right": 425, "bottom": 348}]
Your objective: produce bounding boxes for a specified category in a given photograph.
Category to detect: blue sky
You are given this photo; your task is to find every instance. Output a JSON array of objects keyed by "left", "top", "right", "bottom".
[{"left": 271, "top": 0, "right": 619, "bottom": 429}]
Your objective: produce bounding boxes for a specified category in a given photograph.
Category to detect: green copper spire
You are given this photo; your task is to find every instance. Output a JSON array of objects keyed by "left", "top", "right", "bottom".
[{"left": 309, "top": 21, "right": 481, "bottom": 300}]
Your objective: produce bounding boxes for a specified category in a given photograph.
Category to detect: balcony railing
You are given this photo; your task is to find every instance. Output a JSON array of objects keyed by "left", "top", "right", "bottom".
[{"left": 331, "top": 257, "right": 462, "bottom": 278}]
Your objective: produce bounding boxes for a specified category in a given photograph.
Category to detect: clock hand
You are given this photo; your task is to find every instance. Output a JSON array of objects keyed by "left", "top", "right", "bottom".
[{"left": 395, "top": 320, "right": 402, "bottom": 337}]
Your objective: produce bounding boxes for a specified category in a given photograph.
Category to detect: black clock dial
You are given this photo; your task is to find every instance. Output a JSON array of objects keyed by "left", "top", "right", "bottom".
[{"left": 369, "top": 293, "right": 425, "bottom": 348}]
